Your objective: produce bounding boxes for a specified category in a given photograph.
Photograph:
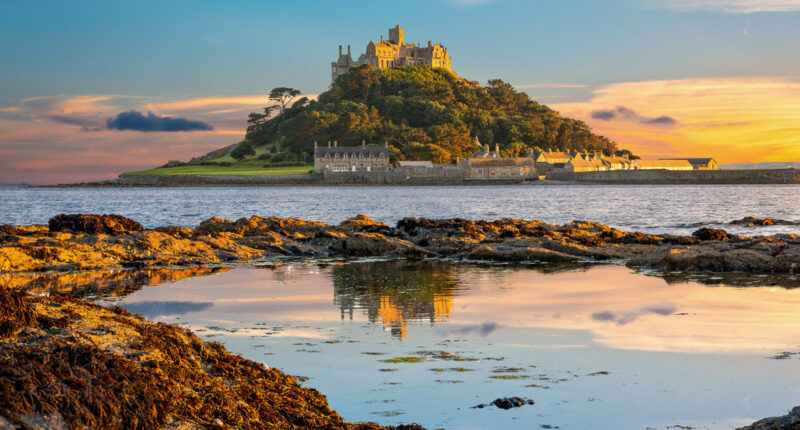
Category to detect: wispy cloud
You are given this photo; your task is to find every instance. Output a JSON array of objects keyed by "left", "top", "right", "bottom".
[
  {"left": 590, "top": 106, "right": 678, "bottom": 126},
  {"left": 515, "top": 83, "right": 587, "bottom": 89},
  {"left": 649, "top": 0, "right": 800, "bottom": 13}
]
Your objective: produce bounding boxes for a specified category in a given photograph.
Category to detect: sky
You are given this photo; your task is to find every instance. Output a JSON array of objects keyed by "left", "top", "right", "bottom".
[{"left": 0, "top": 0, "right": 799, "bottom": 184}]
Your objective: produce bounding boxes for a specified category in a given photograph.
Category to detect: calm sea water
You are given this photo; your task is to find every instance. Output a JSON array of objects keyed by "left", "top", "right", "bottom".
[
  {"left": 1, "top": 184, "right": 799, "bottom": 235},
  {"left": 51, "top": 261, "right": 794, "bottom": 429}
]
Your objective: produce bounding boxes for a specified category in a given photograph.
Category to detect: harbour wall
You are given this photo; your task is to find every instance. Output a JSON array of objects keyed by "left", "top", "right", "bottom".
[
  {"left": 55, "top": 168, "right": 800, "bottom": 187},
  {"left": 547, "top": 168, "right": 800, "bottom": 184}
]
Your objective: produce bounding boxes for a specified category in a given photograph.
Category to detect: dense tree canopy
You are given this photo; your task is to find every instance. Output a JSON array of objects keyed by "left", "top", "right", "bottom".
[{"left": 246, "top": 65, "right": 621, "bottom": 163}]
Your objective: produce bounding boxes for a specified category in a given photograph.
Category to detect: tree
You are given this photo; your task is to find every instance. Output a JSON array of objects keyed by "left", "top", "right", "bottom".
[
  {"left": 269, "top": 87, "right": 301, "bottom": 120},
  {"left": 231, "top": 140, "right": 255, "bottom": 160}
]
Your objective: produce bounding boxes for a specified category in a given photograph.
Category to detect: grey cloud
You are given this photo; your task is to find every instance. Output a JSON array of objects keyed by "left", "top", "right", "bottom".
[
  {"left": 106, "top": 110, "right": 213, "bottom": 132},
  {"left": 590, "top": 106, "right": 678, "bottom": 126}
]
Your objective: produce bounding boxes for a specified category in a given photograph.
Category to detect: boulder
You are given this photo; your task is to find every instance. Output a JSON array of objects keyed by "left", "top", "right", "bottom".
[
  {"left": 731, "top": 216, "right": 797, "bottom": 226},
  {"left": 337, "top": 214, "right": 390, "bottom": 233},
  {"left": 692, "top": 227, "right": 730, "bottom": 241},
  {"left": 48, "top": 214, "right": 143, "bottom": 236}
]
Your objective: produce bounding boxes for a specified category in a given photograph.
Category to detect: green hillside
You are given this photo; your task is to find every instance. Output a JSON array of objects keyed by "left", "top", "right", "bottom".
[{"left": 245, "top": 65, "right": 625, "bottom": 164}]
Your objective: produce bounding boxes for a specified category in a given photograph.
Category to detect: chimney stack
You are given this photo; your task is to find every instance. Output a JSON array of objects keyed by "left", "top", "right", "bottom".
[
  {"left": 338, "top": 45, "right": 342, "bottom": 56},
  {"left": 347, "top": 45, "right": 351, "bottom": 55},
  {"left": 314, "top": 140, "right": 318, "bottom": 148},
  {"left": 427, "top": 40, "right": 432, "bottom": 48},
  {"left": 362, "top": 139, "right": 366, "bottom": 149},
  {"left": 334, "top": 141, "right": 338, "bottom": 147},
  {"left": 327, "top": 140, "right": 331, "bottom": 148}
]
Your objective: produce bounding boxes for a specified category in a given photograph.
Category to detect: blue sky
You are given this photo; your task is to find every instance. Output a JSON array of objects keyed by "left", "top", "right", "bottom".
[{"left": 1, "top": 0, "right": 799, "bottom": 183}]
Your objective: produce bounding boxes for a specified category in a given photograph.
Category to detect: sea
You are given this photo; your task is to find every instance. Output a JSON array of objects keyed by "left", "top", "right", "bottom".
[
  {"left": 3, "top": 184, "right": 800, "bottom": 429},
  {"left": 1, "top": 184, "right": 799, "bottom": 235}
]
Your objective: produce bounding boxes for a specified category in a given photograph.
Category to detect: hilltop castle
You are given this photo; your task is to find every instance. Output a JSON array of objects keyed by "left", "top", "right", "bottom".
[{"left": 331, "top": 25, "right": 452, "bottom": 81}]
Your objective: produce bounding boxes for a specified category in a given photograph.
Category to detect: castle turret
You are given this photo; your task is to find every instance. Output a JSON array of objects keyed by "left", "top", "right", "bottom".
[{"left": 388, "top": 25, "right": 404, "bottom": 44}]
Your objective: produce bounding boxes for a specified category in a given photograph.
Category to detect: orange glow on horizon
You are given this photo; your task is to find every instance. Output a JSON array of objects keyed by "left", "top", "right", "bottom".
[{"left": 553, "top": 77, "right": 800, "bottom": 163}]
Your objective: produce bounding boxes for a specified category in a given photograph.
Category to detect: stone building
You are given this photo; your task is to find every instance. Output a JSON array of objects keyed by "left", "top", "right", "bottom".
[
  {"left": 566, "top": 158, "right": 609, "bottom": 173},
  {"left": 314, "top": 141, "right": 390, "bottom": 173},
  {"left": 634, "top": 159, "right": 693, "bottom": 171},
  {"left": 534, "top": 150, "right": 572, "bottom": 173},
  {"left": 331, "top": 25, "right": 452, "bottom": 81},
  {"left": 458, "top": 144, "right": 536, "bottom": 179},
  {"left": 661, "top": 158, "right": 719, "bottom": 170}
]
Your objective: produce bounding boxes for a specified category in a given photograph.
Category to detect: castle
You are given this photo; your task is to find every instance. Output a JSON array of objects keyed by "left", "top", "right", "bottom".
[{"left": 331, "top": 25, "right": 452, "bottom": 82}]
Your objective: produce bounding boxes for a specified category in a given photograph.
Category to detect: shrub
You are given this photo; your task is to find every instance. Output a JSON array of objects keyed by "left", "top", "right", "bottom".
[{"left": 231, "top": 140, "right": 256, "bottom": 160}]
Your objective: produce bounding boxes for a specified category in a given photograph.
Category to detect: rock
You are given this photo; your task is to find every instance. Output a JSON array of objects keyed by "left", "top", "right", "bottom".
[
  {"left": 468, "top": 244, "right": 580, "bottom": 263},
  {"left": 195, "top": 216, "right": 235, "bottom": 235},
  {"left": 48, "top": 214, "right": 143, "bottom": 236},
  {"left": 737, "top": 406, "right": 800, "bottom": 429},
  {"left": 473, "top": 397, "right": 535, "bottom": 410},
  {"left": 154, "top": 226, "right": 196, "bottom": 238},
  {"left": 731, "top": 216, "right": 797, "bottom": 226},
  {"left": 337, "top": 214, "right": 390, "bottom": 233},
  {"left": 692, "top": 227, "right": 730, "bottom": 241}
]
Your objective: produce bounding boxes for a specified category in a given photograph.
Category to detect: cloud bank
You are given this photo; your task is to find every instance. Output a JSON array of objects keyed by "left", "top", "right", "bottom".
[{"left": 106, "top": 110, "right": 213, "bottom": 132}]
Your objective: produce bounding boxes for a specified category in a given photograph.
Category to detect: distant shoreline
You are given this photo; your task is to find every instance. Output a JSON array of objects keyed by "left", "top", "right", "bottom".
[{"left": 38, "top": 167, "right": 800, "bottom": 187}]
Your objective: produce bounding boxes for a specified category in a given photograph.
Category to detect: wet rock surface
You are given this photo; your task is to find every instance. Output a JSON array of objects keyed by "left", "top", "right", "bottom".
[
  {"left": 0, "top": 214, "right": 798, "bottom": 275},
  {"left": 730, "top": 216, "right": 798, "bottom": 227},
  {"left": 48, "top": 214, "right": 143, "bottom": 235},
  {"left": 473, "top": 397, "right": 535, "bottom": 410},
  {"left": 0, "top": 287, "right": 424, "bottom": 430}
]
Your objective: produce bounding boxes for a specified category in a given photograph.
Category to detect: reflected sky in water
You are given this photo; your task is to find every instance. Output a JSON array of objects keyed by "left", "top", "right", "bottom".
[{"left": 87, "top": 261, "right": 800, "bottom": 429}]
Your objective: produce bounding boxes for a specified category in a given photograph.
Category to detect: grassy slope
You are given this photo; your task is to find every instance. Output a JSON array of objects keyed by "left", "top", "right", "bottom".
[
  {"left": 125, "top": 164, "right": 313, "bottom": 176},
  {"left": 125, "top": 145, "right": 313, "bottom": 176}
]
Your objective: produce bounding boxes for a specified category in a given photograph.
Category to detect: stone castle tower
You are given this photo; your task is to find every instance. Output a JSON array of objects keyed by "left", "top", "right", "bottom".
[{"left": 331, "top": 25, "right": 452, "bottom": 82}]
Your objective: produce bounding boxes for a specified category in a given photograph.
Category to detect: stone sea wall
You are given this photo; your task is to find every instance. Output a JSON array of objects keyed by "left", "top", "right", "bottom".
[
  {"left": 548, "top": 168, "right": 800, "bottom": 184},
  {"left": 62, "top": 167, "right": 800, "bottom": 187}
]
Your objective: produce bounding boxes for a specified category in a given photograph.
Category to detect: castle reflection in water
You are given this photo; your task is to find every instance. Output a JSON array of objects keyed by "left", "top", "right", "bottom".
[{"left": 332, "top": 260, "right": 457, "bottom": 340}]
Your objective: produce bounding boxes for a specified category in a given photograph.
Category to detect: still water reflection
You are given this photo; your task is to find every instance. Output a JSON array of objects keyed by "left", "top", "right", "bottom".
[{"left": 7, "top": 261, "right": 800, "bottom": 429}]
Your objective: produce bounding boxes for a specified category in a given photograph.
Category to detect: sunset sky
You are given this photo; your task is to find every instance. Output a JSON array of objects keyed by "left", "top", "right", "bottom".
[{"left": 1, "top": 0, "right": 799, "bottom": 184}]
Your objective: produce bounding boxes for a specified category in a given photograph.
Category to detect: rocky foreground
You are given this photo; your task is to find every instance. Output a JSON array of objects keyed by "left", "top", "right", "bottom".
[
  {"left": 0, "top": 287, "right": 423, "bottom": 430},
  {"left": 1, "top": 214, "right": 799, "bottom": 429},
  {"left": 1, "top": 214, "right": 798, "bottom": 275}
]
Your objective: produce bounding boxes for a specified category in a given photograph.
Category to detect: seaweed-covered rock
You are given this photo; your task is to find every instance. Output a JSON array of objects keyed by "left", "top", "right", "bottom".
[
  {"left": 730, "top": 216, "right": 797, "bottom": 226},
  {"left": 0, "top": 288, "right": 424, "bottom": 430},
  {"left": 692, "top": 227, "right": 730, "bottom": 241},
  {"left": 49, "top": 214, "right": 143, "bottom": 236}
]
